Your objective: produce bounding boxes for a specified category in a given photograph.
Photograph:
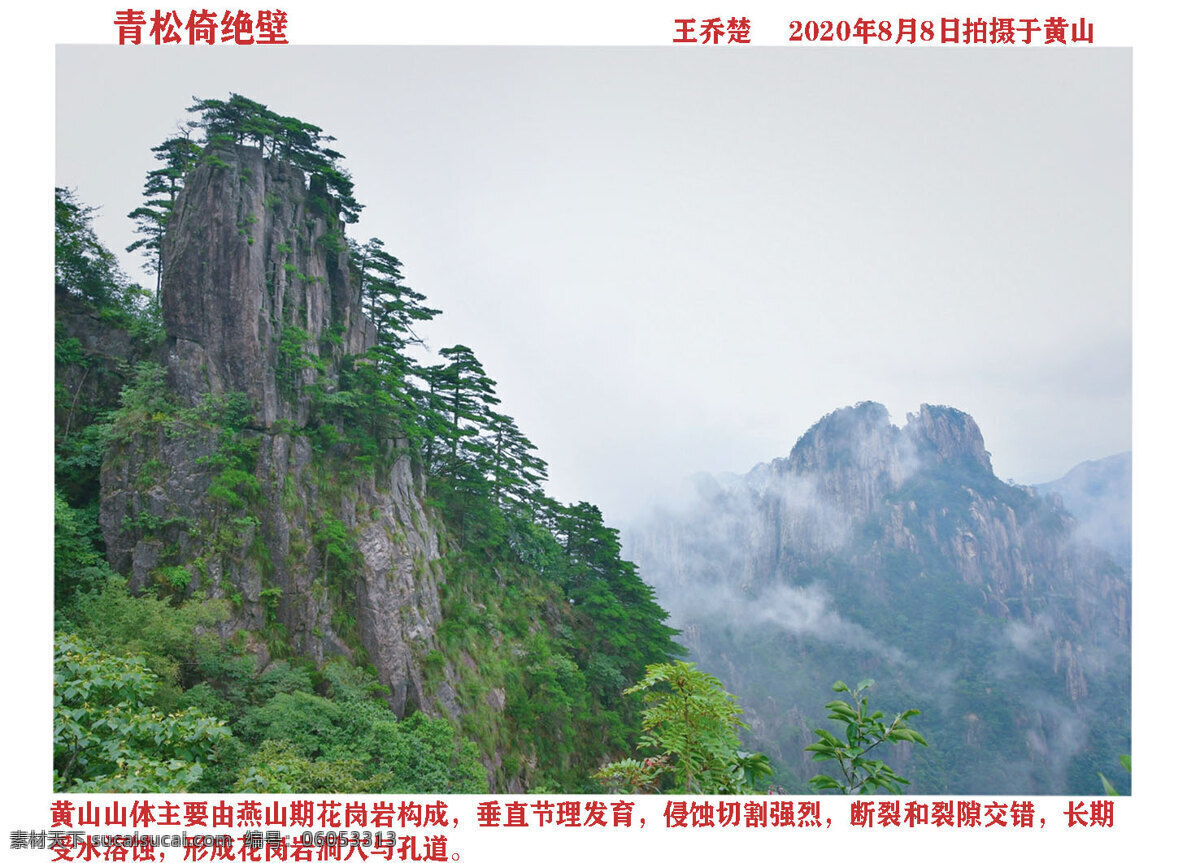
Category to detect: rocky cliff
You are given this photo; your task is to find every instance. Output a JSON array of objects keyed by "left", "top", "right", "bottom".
[
  {"left": 626, "top": 402, "right": 1131, "bottom": 794},
  {"left": 99, "top": 145, "right": 445, "bottom": 719},
  {"left": 159, "top": 148, "right": 373, "bottom": 427}
]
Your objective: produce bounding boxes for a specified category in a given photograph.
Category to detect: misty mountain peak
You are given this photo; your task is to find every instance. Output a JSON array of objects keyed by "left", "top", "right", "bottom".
[
  {"left": 785, "top": 402, "right": 991, "bottom": 477},
  {"left": 781, "top": 402, "right": 993, "bottom": 511},
  {"left": 787, "top": 401, "right": 899, "bottom": 471},
  {"left": 625, "top": 401, "right": 1130, "bottom": 794}
]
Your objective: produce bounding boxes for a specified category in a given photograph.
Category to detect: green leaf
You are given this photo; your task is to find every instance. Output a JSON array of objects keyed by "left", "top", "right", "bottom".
[{"left": 806, "top": 677, "right": 924, "bottom": 795}]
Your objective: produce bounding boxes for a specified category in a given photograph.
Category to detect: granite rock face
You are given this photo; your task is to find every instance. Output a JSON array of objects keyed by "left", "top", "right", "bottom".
[
  {"left": 161, "top": 145, "right": 372, "bottom": 427},
  {"left": 100, "top": 145, "right": 445, "bottom": 718}
]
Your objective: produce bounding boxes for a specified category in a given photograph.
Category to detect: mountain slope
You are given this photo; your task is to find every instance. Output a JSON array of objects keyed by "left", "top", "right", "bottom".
[{"left": 626, "top": 402, "right": 1130, "bottom": 793}]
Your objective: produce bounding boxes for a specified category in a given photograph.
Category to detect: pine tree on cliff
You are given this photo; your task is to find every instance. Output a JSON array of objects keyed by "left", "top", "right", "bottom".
[
  {"left": 341, "top": 237, "right": 441, "bottom": 446},
  {"left": 352, "top": 237, "right": 441, "bottom": 363},
  {"left": 127, "top": 132, "right": 202, "bottom": 302},
  {"left": 555, "top": 501, "right": 681, "bottom": 682},
  {"left": 186, "top": 93, "right": 361, "bottom": 222},
  {"left": 421, "top": 345, "right": 502, "bottom": 536},
  {"left": 483, "top": 410, "right": 548, "bottom": 511},
  {"left": 430, "top": 344, "right": 500, "bottom": 474}
]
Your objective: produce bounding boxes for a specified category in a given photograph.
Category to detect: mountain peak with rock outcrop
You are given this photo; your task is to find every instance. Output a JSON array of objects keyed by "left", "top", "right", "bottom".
[{"left": 625, "top": 402, "right": 1130, "bottom": 794}]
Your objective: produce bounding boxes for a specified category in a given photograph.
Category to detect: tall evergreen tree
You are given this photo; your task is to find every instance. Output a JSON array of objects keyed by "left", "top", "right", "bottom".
[
  {"left": 352, "top": 238, "right": 441, "bottom": 359},
  {"left": 484, "top": 411, "right": 548, "bottom": 510},
  {"left": 430, "top": 345, "right": 500, "bottom": 475},
  {"left": 555, "top": 502, "right": 680, "bottom": 681},
  {"left": 127, "top": 132, "right": 202, "bottom": 301}
]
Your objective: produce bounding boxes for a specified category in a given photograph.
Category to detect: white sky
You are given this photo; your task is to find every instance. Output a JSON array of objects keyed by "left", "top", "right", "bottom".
[{"left": 56, "top": 47, "right": 1130, "bottom": 522}]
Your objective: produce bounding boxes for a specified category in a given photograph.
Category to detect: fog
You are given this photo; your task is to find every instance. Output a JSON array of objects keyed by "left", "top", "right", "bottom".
[{"left": 623, "top": 404, "right": 1130, "bottom": 793}]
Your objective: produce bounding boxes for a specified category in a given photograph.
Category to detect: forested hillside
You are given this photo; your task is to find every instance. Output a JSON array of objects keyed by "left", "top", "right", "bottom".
[{"left": 54, "top": 94, "right": 680, "bottom": 793}]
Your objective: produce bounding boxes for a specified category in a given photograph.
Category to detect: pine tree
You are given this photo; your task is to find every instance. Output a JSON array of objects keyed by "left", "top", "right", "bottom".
[
  {"left": 186, "top": 93, "right": 361, "bottom": 222},
  {"left": 127, "top": 132, "right": 202, "bottom": 301},
  {"left": 353, "top": 238, "right": 440, "bottom": 360},
  {"left": 431, "top": 345, "right": 500, "bottom": 476},
  {"left": 483, "top": 411, "right": 548, "bottom": 510},
  {"left": 555, "top": 502, "right": 681, "bottom": 683},
  {"left": 340, "top": 238, "right": 442, "bottom": 446}
]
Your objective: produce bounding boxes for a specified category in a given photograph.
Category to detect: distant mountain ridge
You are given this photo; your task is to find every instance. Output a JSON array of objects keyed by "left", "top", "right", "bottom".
[
  {"left": 626, "top": 402, "right": 1130, "bottom": 794},
  {"left": 1036, "top": 452, "right": 1131, "bottom": 567}
]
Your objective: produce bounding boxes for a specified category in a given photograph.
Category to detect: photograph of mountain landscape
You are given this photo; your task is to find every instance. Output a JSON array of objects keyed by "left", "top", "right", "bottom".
[
  {"left": 625, "top": 404, "right": 1129, "bottom": 792},
  {"left": 54, "top": 46, "right": 1129, "bottom": 794}
]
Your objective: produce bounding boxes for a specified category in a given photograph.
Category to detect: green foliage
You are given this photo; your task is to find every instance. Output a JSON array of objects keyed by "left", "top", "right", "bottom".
[
  {"left": 592, "top": 756, "right": 670, "bottom": 793},
  {"left": 63, "top": 576, "right": 229, "bottom": 694},
  {"left": 314, "top": 514, "right": 357, "bottom": 583},
  {"left": 55, "top": 348, "right": 118, "bottom": 505},
  {"left": 54, "top": 633, "right": 230, "bottom": 791},
  {"left": 201, "top": 422, "right": 262, "bottom": 513},
  {"left": 276, "top": 324, "right": 317, "bottom": 398},
  {"left": 1099, "top": 754, "right": 1131, "bottom": 796},
  {"left": 239, "top": 659, "right": 487, "bottom": 793},
  {"left": 56, "top": 187, "right": 147, "bottom": 315},
  {"left": 187, "top": 93, "right": 362, "bottom": 223},
  {"left": 54, "top": 491, "right": 112, "bottom": 609},
  {"left": 189, "top": 648, "right": 314, "bottom": 723},
  {"left": 595, "top": 661, "right": 771, "bottom": 794},
  {"left": 805, "top": 679, "right": 927, "bottom": 794},
  {"left": 55, "top": 188, "right": 160, "bottom": 509},
  {"left": 234, "top": 740, "right": 383, "bottom": 793},
  {"left": 302, "top": 237, "right": 445, "bottom": 454},
  {"left": 554, "top": 502, "right": 681, "bottom": 682},
  {"left": 107, "top": 362, "right": 172, "bottom": 443},
  {"left": 353, "top": 238, "right": 440, "bottom": 365}
]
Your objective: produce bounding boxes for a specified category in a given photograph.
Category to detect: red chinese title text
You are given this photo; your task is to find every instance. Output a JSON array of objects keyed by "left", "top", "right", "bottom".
[{"left": 114, "top": 9, "right": 288, "bottom": 44}]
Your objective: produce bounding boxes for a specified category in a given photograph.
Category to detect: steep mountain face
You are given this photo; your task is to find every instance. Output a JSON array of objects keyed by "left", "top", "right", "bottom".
[
  {"left": 626, "top": 402, "right": 1131, "bottom": 793},
  {"left": 159, "top": 150, "right": 375, "bottom": 426},
  {"left": 99, "top": 145, "right": 447, "bottom": 720}
]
